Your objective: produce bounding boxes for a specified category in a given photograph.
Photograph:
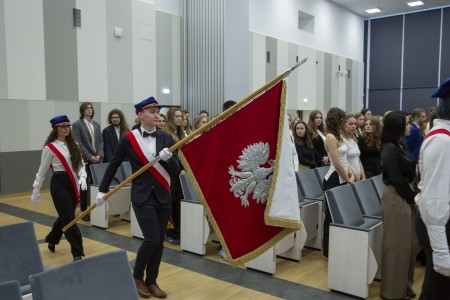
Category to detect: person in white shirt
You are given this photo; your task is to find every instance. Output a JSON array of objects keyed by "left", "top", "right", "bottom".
[
  {"left": 416, "top": 78, "right": 450, "bottom": 299},
  {"left": 31, "top": 115, "right": 87, "bottom": 261}
]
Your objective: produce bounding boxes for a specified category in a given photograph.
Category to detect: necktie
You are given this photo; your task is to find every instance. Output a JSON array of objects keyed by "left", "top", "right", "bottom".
[
  {"left": 87, "top": 122, "right": 96, "bottom": 151},
  {"left": 143, "top": 131, "right": 158, "bottom": 138}
]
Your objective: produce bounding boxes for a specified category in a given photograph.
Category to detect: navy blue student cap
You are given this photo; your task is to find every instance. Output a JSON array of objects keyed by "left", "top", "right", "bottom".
[
  {"left": 432, "top": 77, "right": 450, "bottom": 99},
  {"left": 134, "top": 97, "right": 161, "bottom": 114},
  {"left": 50, "top": 115, "right": 70, "bottom": 128}
]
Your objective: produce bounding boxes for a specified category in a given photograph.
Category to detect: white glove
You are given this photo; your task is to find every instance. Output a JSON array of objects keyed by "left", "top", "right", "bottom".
[
  {"left": 159, "top": 148, "right": 172, "bottom": 161},
  {"left": 427, "top": 225, "right": 450, "bottom": 277},
  {"left": 95, "top": 192, "right": 107, "bottom": 206},
  {"left": 30, "top": 188, "right": 41, "bottom": 205},
  {"left": 79, "top": 177, "right": 87, "bottom": 191}
]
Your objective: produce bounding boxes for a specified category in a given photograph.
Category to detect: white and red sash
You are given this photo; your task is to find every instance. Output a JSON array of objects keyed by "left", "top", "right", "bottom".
[
  {"left": 126, "top": 130, "right": 171, "bottom": 193},
  {"left": 46, "top": 142, "right": 80, "bottom": 203}
]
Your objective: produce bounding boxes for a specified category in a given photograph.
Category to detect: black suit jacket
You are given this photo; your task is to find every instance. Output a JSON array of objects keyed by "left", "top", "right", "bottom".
[
  {"left": 102, "top": 125, "right": 121, "bottom": 163},
  {"left": 99, "top": 128, "right": 181, "bottom": 206}
]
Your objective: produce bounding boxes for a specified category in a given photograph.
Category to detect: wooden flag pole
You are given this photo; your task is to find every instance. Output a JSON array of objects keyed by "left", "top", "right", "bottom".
[{"left": 62, "top": 58, "right": 307, "bottom": 232}]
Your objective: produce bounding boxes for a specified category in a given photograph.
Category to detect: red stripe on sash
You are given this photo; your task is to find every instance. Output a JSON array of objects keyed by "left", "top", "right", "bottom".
[
  {"left": 126, "top": 132, "right": 171, "bottom": 193},
  {"left": 46, "top": 143, "right": 80, "bottom": 203}
]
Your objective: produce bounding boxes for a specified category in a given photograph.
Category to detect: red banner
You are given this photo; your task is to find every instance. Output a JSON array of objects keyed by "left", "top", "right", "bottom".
[{"left": 180, "top": 81, "right": 299, "bottom": 265}]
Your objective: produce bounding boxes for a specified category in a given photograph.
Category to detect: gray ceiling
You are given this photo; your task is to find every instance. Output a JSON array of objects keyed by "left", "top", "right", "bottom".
[{"left": 328, "top": 0, "right": 450, "bottom": 18}]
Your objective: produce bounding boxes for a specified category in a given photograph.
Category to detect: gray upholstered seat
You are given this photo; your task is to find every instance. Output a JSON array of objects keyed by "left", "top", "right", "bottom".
[
  {"left": 296, "top": 170, "right": 324, "bottom": 201},
  {"left": 0, "top": 222, "right": 44, "bottom": 297},
  {"left": 325, "top": 184, "right": 382, "bottom": 298},
  {"left": 30, "top": 250, "right": 138, "bottom": 300},
  {"left": 314, "top": 166, "right": 330, "bottom": 190},
  {"left": 352, "top": 179, "right": 382, "bottom": 218},
  {"left": 0, "top": 280, "right": 22, "bottom": 300},
  {"left": 179, "top": 172, "right": 201, "bottom": 204},
  {"left": 370, "top": 174, "right": 385, "bottom": 201},
  {"left": 90, "top": 162, "right": 124, "bottom": 187}
]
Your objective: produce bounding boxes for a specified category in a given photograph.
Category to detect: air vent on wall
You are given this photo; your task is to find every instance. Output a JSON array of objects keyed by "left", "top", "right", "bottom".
[
  {"left": 298, "top": 10, "right": 314, "bottom": 33},
  {"left": 73, "top": 8, "right": 81, "bottom": 28},
  {"left": 266, "top": 51, "right": 270, "bottom": 63}
]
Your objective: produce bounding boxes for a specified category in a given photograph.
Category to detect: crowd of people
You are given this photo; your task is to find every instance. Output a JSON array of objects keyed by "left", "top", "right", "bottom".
[{"left": 29, "top": 80, "right": 450, "bottom": 299}]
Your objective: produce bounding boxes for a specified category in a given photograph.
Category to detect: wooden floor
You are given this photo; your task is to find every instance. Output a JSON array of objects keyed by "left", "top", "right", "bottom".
[{"left": 0, "top": 191, "right": 425, "bottom": 300}]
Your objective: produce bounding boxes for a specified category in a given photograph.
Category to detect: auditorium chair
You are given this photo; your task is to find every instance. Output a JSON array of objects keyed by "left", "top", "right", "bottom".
[
  {"left": 179, "top": 172, "right": 211, "bottom": 255},
  {"left": 370, "top": 174, "right": 385, "bottom": 201},
  {"left": 90, "top": 162, "right": 131, "bottom": 229},
  {"left": 325, "top": 184, "right": 382, "bottom": 298},
  {"left": 0, "top": 222, "right": 44, "bottom": 299},
  {"left": 30, "top": 250, "right": 138, "bottom": 300},
  {"left": 0, "top": 280, "right": 22, "bottom": 300},
  {"left": 352, "top": 179, "right": 382, "bottom": 218},
  {"left": 314, "top": 165, "right": 330, "bottom": 190},
  {"left": 296, "top": 169, "right": 324, "bottom": 249}
]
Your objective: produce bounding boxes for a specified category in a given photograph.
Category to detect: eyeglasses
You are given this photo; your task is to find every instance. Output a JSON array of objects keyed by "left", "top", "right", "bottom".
[{"left": 58, "top": 124, "right": 71, "bottom": 129}]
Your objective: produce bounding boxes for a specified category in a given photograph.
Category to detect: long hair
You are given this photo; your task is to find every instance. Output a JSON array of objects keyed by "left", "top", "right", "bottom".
[
  {"left": 182, "top": 111, "right": 192, "bottom": 135},
  {"left": 107, "top": 109, "right": 129, "bottom": 136},
  {"left": 326, "top": 107, "right": 345, "bottom": 143},
  {"left": 79, "top": 102, "right": 94, "bottom": 119},
  {"left": 165, "top": 107, "right": 184, "bottom": 142},
  {"left": 363, "top": 116, "right": 382, "bottom": 148},
  {"left": 381, "top": 111, "right": 407, "bottom": 147},
  {"left": 293, "top": 121, "right": 313, "bottom": 148},
  {"left": 193, "top": 115, "right": 208, "bottom": 129},
  {"left": 308, "top": 110, "right": 325, "bottom": 139},
  {"left": 44, "top": 128, "right": 83, "bottom": 173}
]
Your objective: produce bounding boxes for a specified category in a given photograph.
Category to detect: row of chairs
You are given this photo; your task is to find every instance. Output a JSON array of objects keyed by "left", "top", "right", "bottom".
[
  {"left": 0, "top": 222, "right": 138, "bottom": 300},
  {"left": 325, "top": 175, "right": 385, "bottom": 299}
]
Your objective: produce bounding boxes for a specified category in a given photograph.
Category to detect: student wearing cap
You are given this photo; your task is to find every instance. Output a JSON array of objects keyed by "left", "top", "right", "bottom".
[
  {"left": 95, "top": 97, "right": 180, "bottom": 299},
  {"left": 31, "top": 115, "right": 87, "bottom": 261},
  {"left": 72, "top": 102, "right": 104, "bottom": 221},
  {"left": 416, "top": 78, "right": 450, "bottom": 299}
]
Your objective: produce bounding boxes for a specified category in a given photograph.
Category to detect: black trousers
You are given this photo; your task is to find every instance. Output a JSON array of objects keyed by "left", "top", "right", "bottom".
[
  {"left": 46, "top": 173, "right": 84, "bottom": 257},
  {"left": 132, "top": 191, "right": 171, "bottom": 285},
  {"left": 79, "top": 163, "right": 92, "bottom": 211},
  {"left": 322, "top": 171, "right": 345, "bottom": 258},
  {"left": 416, "top": 216, "right": 450, "bottom": 300}
]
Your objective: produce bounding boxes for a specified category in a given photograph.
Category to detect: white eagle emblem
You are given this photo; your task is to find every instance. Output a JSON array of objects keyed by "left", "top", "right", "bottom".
[{"left": 228, "top": 142, "right": 273, "bottom": 207}]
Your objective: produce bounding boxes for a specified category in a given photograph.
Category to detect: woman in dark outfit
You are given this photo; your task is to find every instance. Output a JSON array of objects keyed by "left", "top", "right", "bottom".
[
  {"left": 380, "top": 111, "right": 418, "bottom": 300},
  {"left": 308, "top": 110, "right": 329, "bottom": 167},
  {"left": 31, "top": 115, "right": 86, "bottom": 261},
  {"left": 358, "top": 116, "right": 382, "bottom": 178},
  {"left": 293, "top": 121, "right": 316, "bottom": 171}
]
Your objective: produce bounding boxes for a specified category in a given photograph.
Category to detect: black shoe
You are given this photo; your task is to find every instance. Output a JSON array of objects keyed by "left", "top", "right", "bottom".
[
  {"left": 48, "top": 243, "right": 55, "bottom": 253},
  {"left": 82, "top": 214, "right": 90, "bottom": 221},
  {"left": 73, "top": 256, "right": 82, "bottom": 262}
]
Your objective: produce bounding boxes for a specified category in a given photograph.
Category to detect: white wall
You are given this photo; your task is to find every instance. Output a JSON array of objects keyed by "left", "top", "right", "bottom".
[
  {"left": 4, "top": 0, "right": 46, "bottom": 100},
  {"left": 249, "top": 0, "right": 364, "bottom": 62},
  {"left": 76, "top": 0, "right": 108, "bottom": 102}
]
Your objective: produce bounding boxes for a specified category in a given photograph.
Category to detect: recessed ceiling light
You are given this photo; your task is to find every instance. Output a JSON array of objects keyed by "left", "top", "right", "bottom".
[
  {"left": 408, "top": 1, "right": 424, "bottom": 7},
  {"left": 366, "top": 8, "right": 381, "bottom": 14}
]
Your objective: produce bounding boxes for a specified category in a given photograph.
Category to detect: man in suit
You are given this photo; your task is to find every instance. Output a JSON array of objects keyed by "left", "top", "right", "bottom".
[
  {"left": 72, "top": 102, "right": 104, "bottom": 221},
  {"left": 95, "top": 97, "right": 181, "bottom": 299},
  {"left": 102, "top": 109, "right": 129, "bottom": 162}
]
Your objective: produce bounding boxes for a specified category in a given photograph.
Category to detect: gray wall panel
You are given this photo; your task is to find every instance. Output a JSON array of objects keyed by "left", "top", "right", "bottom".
[
  {"left": 441, "top": 8, "right": 450, "bottom": 83},
  {"left": 43, "top": 0, "right": 78, "bottom": 101},
  {"left": 403, "top": 10, "right": 441, "bottom": 88},
  {"left": 0, "top": 151, "right": 50, "bottom": 195},
  {"left": 156, "top": 12, "right": 173, "bottom": 104},
  {"left": 402, "top": 88, "right": 437, "bottom": 113},
  {"left": 369, "top": 16, "right": 403, "bottom": 90},
  {"left": 368, "top": 89, "right": 401, "bottom": 115},
  {"left": 346, "top": 58, "right": 352, "bottom": 111},
  {"left": 323, "top": 53, "right": 332, "bottom": 111},
  {"left": 265, "top": 36, "right": 277, "bottom": 83},
  {"left": 0, "top": 0, "right": 7, "bottom": 98},
  {"left": 106, "top": 0, "right": 133, "bottom": 102}
]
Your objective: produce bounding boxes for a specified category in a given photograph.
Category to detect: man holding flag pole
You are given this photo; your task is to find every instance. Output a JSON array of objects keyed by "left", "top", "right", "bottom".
[{"left": 63, "top": 58, "right": 307, "bottom": 281}]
